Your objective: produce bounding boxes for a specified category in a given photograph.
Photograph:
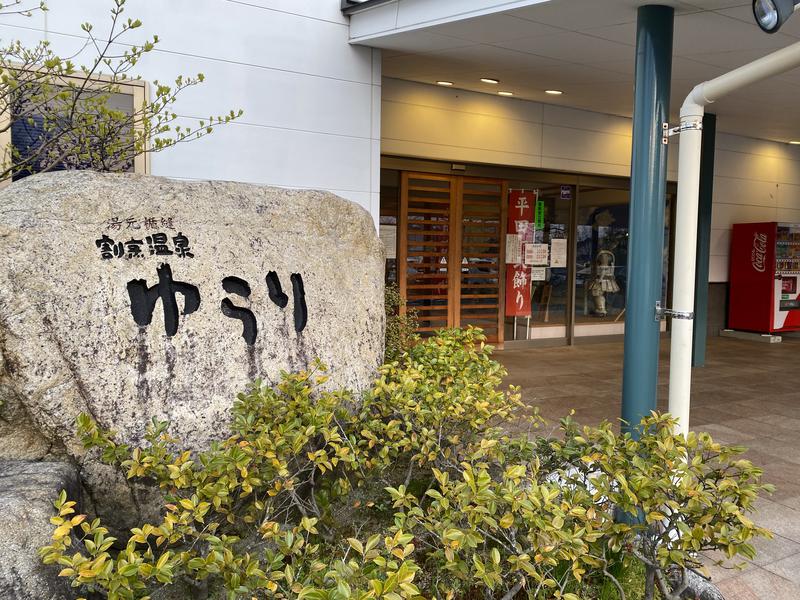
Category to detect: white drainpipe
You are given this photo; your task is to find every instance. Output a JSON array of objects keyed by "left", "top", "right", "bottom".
[{"left": 669, "top": 40, "right": 800, "bottom": 436}]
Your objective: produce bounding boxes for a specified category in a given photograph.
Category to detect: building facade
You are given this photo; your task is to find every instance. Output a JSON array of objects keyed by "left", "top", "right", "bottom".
[{"left": 6, "top": 0, "right": 800, "bottom": 346}]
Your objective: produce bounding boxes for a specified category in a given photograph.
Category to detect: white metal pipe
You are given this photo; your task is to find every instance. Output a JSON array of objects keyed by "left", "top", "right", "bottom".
[
  {"left": 685, "top": 40, "right": 800, "bottom": 110},
  {"left": 668, "top": 110, "right": 703, "bottom": 437},
  {"left": 669, "top": 40, "right": 800, "bottom": 436}
]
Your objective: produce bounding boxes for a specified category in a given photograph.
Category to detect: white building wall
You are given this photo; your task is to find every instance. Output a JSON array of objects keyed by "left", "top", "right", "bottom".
[
  {"left": 381, "top": 78, "right": 800, "bottom": 282},
  {"left": 0, "top": 0, "right": 381, "bottom": 224},
  {"left": 709, "top": 133, "right": 800, "bottom": 282}
]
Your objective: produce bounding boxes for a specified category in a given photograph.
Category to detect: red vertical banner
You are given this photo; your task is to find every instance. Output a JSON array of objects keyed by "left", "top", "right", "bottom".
[
  {"left": 505, "top": 190, "right": 537, "bottom": 317},
  {"left": 505, "top": 264, "right": 531, "bottom": 317},
  {"left": 508, "top": 189, "right": 534, "bottom": 227}
]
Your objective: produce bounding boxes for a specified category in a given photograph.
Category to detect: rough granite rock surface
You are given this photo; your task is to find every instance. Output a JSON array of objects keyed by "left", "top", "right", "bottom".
[
  {"left": 0, "top": 171, "right": 385, "bottom": 526},
  {"left": 0, "top": 461, "right": 81, "bottom": 600}
]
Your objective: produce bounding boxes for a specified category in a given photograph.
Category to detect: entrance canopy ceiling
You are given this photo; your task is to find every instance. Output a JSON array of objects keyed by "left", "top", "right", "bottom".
[{"left": 351, "top": 0, "right": 800, "bottom": 142}]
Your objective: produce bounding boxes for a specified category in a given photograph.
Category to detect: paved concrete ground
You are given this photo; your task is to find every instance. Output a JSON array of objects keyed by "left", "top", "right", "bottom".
[{"left": 497, "top": 336, "right": 800, "bottom": 599}]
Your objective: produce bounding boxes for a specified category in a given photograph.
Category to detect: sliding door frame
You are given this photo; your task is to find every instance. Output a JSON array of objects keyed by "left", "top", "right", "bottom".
[
  {"left": 385, "top": 156, "right": 675, "bottom": 348},
  {"left": 399, "top": 170, "right": 507, "bottom": 346}
]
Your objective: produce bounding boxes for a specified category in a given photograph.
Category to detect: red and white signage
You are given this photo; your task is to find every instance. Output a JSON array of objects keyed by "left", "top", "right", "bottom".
[
  {"left": 505, "top": 190, "right": 537, "bottom": 317},
  {"left": 751, "top": 232, "right": 768, "bottom": 273},
  {"left": 505, "top": 264, "right": 531, "bottom": 317},
  {"left": 729, "top": 221, "right": 800, "bottom": 333}
]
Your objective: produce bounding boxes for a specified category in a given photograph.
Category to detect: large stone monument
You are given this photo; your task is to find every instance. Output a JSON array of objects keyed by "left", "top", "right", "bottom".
[{"left": 0, "top": 171, "right": 385, "bottom": 596}]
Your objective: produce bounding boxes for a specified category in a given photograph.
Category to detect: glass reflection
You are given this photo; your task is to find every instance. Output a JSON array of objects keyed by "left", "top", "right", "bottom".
[{"left": 575, "top": 187, "right": 629, "bottom": 323}]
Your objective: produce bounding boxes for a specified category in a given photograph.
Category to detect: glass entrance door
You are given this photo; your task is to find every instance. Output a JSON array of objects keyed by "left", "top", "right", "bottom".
[
  {"left": 574, "top": 184, "right": 630, "bottom": 337},
  {"left": 503, "top": 181, "right": 573, "bottom": 343}
]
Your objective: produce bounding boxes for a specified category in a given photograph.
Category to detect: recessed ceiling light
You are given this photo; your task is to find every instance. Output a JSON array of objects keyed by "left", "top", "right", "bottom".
[
  {"left": 436, "top": 80, "right": 454, "bottom": 86},
  {"left": 498, "top": 91, "right": 514, "bottom": 97},
  {"left": 790, "top": 140, "right": 800, "bottom": 145},
  {"left": 481, "top": 78, "right": 500, "bottom": 84},
  {"left": 545, "top": 89, "right": 563, "bottom": 95}
]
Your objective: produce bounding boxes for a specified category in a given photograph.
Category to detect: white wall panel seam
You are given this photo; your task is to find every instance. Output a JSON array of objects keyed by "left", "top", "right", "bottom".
[
  {"left": 540, "top": 155, "right": 630, "bottom": 167},
  {"left": 713, "top": 174, "right": 782, "bottom": 183},
  {"left": 178, "top": 116, "right": 373, "bottom": 141},
  {"left": 710, "top": 200, "right": 778, "bottom": 208},
  {"left": 0, "top": 23, "right": 373, "bottom": 86},
  {"left": 381, "top": 98, "right": 546, "bottom": 126},
  {"left": 541, "top": 123, "right": 632, "bottom": 140},
  {"left": 221, "top": 0, "right": 348, "bottom": 26},
  {"left": 715, "top": 146, "right": 796, "bottom": 160},
  {"left": 380, "top": 137, "right": 542, "bottom": 158},
  {"left": 715, "top": 138, "right": 800, "bottom": 159}
]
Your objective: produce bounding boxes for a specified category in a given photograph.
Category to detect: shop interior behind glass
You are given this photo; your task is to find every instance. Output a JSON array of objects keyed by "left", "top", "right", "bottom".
[{"left": 380, "top": 157, "right": 673, "bottom": 348}]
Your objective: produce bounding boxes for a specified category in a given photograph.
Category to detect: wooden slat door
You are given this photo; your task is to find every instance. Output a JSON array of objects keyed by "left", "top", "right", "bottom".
[
  {"left": 399, "top": 172, "right": 506, "bottom": 346},
  {"left": 399, "top": 172, "right": 456, "bottom": 334},
  {"left": 459, "top": 178, "right": 506, "bottom": 345}
]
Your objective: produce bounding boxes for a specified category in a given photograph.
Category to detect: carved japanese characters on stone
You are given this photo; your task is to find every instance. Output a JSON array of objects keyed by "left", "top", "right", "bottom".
[{"left": 0, "top": 171, "right": 385, "bottom": 531}]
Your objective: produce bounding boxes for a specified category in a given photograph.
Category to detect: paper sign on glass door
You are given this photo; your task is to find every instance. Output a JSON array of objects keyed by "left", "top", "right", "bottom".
[
  {"left": 379, "top": 225, "right": 397, "bottom": 259},
  {"left": 524, "top": 243, "right": 549, "bottom": 266},
  {"left": 550, "top": 238, "right": 567, "bottom": 268},
  {"left": 505, "top": 234, "right": 522, "bottom": 264},
  {"left": 531, "top": 267, "right": 547, "bottom": 281}
]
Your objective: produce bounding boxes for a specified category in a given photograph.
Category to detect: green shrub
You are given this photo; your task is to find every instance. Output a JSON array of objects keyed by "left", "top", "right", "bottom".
[
  {"left": 40, "top": 328, "right": 773, "bottom": 600},
  {"left": 384, "top": 283, "right": 418, "bottom": 362},
  {"left": 547, "top": 415, "right": 773, "bottom": 600}
]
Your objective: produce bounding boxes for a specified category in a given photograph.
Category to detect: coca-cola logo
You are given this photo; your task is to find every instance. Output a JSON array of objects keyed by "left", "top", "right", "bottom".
[{"left": 751, "top": 232, "right": 768, "bottom": 273}]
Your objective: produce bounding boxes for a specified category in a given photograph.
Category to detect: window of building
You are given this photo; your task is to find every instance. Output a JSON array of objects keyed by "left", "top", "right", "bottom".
[{"left": 1, "top": 73, "right": 149, "bottom": 184}]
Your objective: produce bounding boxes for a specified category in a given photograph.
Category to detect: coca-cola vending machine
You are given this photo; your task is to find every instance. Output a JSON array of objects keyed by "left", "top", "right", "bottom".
[{"left": 728, "top": 222, "right": 800, "bottom": 333}]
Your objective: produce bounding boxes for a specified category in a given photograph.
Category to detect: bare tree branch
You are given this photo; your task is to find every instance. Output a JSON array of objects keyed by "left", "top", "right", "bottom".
[{"left": 0, "top": 0, "right": 241, "bottom": 181}]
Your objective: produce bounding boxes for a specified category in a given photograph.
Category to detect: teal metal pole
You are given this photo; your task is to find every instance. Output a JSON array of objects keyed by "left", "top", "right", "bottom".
[
  {"left": 622, "top": 5, "right": 674, "bottom": 435},
  {"left": 692, "top": 113, "right": 717, "bottom": 367}
]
